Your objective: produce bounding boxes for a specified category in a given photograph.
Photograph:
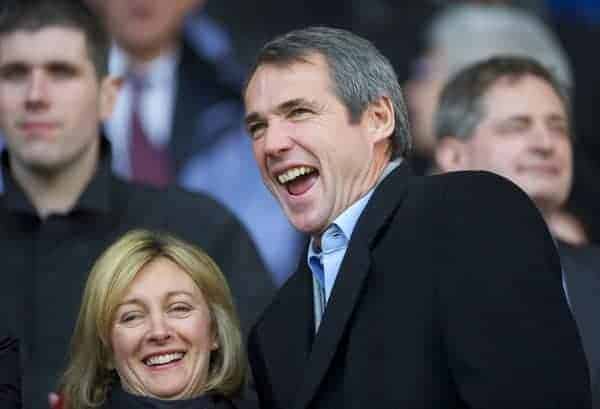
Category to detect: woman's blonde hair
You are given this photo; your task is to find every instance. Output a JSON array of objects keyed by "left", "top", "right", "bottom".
[{"left": 60, "top": 229, "right": 246, "bottom": 409}]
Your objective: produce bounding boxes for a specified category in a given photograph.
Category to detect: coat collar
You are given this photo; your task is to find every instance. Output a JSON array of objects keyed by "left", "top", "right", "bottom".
[
  {"left": 291, "top": 160, "right": 414, "bottom": 408},
  {"left": 254, "top": 162, "right": 414, "bottom": 408}
]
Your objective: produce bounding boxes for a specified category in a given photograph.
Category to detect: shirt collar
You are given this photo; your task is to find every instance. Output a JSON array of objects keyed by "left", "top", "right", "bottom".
[
  {"left": 1, "top": 136, "right": 113, "bottom": 216},
  {"left": 308, "top": 158, "right": 402, "bottom": 257},
  {"left": 109, "top": 44, "right": 179, "bottom": 87}
]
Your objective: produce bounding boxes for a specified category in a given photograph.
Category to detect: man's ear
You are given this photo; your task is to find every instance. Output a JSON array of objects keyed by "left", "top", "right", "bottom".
[
  {"left": 435, "top": 136, "right": 470, "bottom": 172},
  {"left": 364, "top": 96, "right": 395, "bottom": 144},
  {"left": 99, "top": 75, "right": 123, "bottom": 121}
]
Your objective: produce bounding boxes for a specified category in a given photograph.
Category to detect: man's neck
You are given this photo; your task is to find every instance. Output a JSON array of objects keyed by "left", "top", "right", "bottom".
[
  {"left": 311, "top": 150, "right": 397, "bottom": 247},
  {"left": 10, "top": 140, "right": 100, "bottom": 219},
  {"left": 123, "top": 40, "right": 179, "bottom": 71}
]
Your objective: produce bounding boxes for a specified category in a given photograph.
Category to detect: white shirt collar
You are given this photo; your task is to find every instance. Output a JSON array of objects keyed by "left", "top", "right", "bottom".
[
  {"left": 308, "top": 158, "right": 402, "bottom": 255},
  {"left": 108, "top": 44, "right": 180, "bottom": 85}
]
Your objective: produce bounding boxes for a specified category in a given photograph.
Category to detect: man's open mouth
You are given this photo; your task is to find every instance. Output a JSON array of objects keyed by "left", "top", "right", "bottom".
[{"left": 276, "top": 166, "right": 319, "bottom": 196}]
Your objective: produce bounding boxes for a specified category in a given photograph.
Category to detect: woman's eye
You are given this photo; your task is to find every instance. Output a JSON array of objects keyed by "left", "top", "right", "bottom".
[
  {"left": 169, "top": 303, "right": 193, "bottom": 316},
  {"left": 120, "top": 312, "right": 142, "bottom": 323}
]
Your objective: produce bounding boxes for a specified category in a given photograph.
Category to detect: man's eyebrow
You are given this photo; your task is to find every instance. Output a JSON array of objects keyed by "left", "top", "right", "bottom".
[
  {"left": 275, "top": 98, "right": 314, "bottom": 114},
  {"left": 546, "top": 113, "right": 567, "bottom": 122},
  {"left": 0, "top": 59, "right": 79, "bottom": 71},
  {"left": 0, "top": 60, "right": 27, "bottom": 70},
  {"left": 245, "top": 98, "right": 317, "bottom": 125},
  {"left": 495, "top": 115, "right": 531, "bottom": 124}
]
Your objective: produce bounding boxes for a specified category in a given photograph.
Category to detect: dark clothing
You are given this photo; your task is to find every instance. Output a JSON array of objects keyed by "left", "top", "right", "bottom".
[
  {"left": 249, "top": 164, "right": 591, "bottom": 409},
  {"left": 0, "top": 336, "right": 20, "bottom": 409},
  {"left": 559, "top": 241, "right": 600, "bottom": 407},
  {"left": 0, "top": 142, "right": 274, "bottom": 409},
  {"left": 103, "top": 385, "right": 256, "bottom": 409}
]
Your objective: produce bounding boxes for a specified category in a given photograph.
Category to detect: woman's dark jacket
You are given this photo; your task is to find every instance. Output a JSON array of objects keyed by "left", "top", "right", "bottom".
[{"left": 103, "top": 386, "right": 257, "bottom": 409}]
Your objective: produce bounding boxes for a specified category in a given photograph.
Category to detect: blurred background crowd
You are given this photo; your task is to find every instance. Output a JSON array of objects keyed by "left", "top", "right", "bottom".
[
  {"left": 86, "top": 0, "right": 600, "bottom": 259},
  {"left": 3, "top": 0, "right": 598, "bottom": 269}
]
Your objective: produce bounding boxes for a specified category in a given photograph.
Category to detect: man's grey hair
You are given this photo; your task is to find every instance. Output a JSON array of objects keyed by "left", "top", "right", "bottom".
[
  {"left": 427, "top": 4, "right": 572, "bottom": 89},
  {"left": 434, "top": 55, "right": 571, "bottom": 142},
  {"left": 244, "top": 26, "right": 411, "bottom": 158}
]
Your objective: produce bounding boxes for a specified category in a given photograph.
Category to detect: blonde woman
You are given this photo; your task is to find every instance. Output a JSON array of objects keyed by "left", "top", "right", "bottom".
[{"left": 59, "top": 230, "right": 252, "bottom": 409}]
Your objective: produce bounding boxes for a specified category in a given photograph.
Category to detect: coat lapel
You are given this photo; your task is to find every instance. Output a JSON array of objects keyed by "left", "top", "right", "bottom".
[
  {"left": 171, "top": 41, "right": 199, "bottom": 175},
  {"left": 170, "top": 39, "right": 240, "bottom": 175},
  {"left": 258, "top": 259, "right": 315, "bottom": 403},
  {"left": 293, "top": 162, "right": 414, "bottom": 409}
]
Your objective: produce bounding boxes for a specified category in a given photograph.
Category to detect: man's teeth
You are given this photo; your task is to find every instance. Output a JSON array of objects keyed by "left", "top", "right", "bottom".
[
  {"left": 145, "top": 352, "right": 184, "bottom": 366},
  {"left": 277, "top": 166, "right": 315, "bottom": 184}
]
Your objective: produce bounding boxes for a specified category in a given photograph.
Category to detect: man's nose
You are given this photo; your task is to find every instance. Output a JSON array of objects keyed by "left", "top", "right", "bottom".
[
  {"left": 25, "top": 71, "right": 49, "bottom": 107},
  {"left": 530, "top": 126, "right": 555, "bottom": 154},
  {"left": 263, "top": 120, "right": 294, "bottom": 156}
]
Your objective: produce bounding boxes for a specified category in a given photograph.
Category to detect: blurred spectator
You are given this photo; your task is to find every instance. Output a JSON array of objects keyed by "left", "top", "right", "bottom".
[
  {"left": 404, "top": 3, "right": 571, "bottom": 175},
  {"left": 547, "top": 1, "right": 600, "bottom": 244},
  {"left": 0, "top": 1, "right": 273, "bottom": 408},
  {"left": 434, "top": 56, "right": 600, "bottom": 404},
  {"left": 404, "top": 2, "right": 600, "bottom": 244},
  {"left": 88, "top": 0, "right": 304, "bottom": 284},
  {"left": 206, "top": 0, "right": 437, "bottom": 85},
  {"left": 206, "top": 0, "right": 354, "bottom": 68}
]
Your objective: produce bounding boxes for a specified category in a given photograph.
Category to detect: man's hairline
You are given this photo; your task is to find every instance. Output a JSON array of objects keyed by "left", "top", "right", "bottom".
[
  {"left": 244, "top": 51, "right": 331, "bottom": 100},
  {"left": 0, "top": 24, "right": 107, "bottom": 80},
  {"left": 446, "top": 72, "right": 569, "bottom": 143}
]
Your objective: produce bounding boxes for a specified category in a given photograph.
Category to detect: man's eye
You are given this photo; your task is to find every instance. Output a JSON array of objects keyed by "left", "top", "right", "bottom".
[
  {"left": 0, "top": 66, "right": 27, "bottom": 81},
  {"left": 49, "top": 64, "right": 77, "bottom": 78},
  {"left": 248, "top": 123, "right": 266, "bottom": 140},
  {"left": 289, "top": 107, "right": 312, "bottom": 118},
  {"left": 498, "top": 121, "right": 528, "bottom": 134},
  {"left": 548, "top": 122, "right": 569, "bottom": 137}
]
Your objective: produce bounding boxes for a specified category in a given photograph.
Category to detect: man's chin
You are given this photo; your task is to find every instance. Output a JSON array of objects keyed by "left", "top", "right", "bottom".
[
  {"left": 528, "top": 190, "right": 568, "bottom": 213},
  {"left": 17, "top": 154, "right": 68, "bottom": 175},
  {"left": 288, "top": 215, "right": 328, "bottom": 237}
]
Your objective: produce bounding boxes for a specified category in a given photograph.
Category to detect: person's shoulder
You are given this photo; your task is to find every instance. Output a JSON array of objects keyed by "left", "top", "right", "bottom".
[
  {"left": 390, "top": 169, "right": 533, "bottom": 215},
  {"left": 418, "top": 170, "right": 535, "bottom": 210},
  {"left": 424, "top": 169, "right": 525, "bottom": 195},
  {"left": 398, "top": 170, "right": 548, "bottom": 240},
  {"left": 111, "top": 175, "right": 237, "bottom": 221}
]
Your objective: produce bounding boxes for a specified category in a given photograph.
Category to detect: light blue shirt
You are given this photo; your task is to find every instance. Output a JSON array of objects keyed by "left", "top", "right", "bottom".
[{"left": 308, "top": 159, "right": 401, "bottom": 304}]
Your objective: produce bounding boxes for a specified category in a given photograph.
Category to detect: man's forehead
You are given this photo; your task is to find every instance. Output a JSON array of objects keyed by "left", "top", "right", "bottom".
[
  {"left": 245, "top": 56, "right": 333, "bottom": 110},
  {"left": 482, "top": 75, "right": 567, "bottom": 117},
  {"left": 0, "top": 26, "right": 88, "bottom": 62}
]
